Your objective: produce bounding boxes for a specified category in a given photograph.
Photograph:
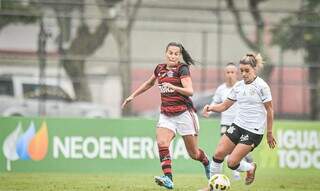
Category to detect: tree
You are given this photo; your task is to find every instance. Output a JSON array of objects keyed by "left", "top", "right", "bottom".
[
  {"left": 36, "top": 0, "right": 111, "bottom": 101},
  {"left": 0, "top": 0, "right": 38, "bottom": 30},
  {"left": 97, "top": 0, "right": 142, "bottom": 116},
  {"left": 272, "top": 0, "right": 320, "bottom": 120},
  {"left": 38, "top": 0, "right": 141, "bottom": 115},
  {"left": 225, "top": 0, "right": 273, "bottom": 81}
]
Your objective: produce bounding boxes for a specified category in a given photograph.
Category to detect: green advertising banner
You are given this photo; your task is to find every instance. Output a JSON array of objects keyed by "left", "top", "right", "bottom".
[
  {"left": 0, "top": 117, "right": 220, "bottom": 173},
  {"left": 0, "top": 117, "right": 319, "bottom": 173}
]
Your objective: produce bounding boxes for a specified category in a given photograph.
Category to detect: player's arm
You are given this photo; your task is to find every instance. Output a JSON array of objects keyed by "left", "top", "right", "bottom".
[
  {"left": 264, "top": 101, "right": 276, "bottom": 149},
  {"left": 121, "top": 74, "right": 156, "bottom": 108},
  {"left": 162, "top": 76, "right": 193, "bottom": 96},
  {"left": 203, "top": 98, "right": 234, "bottom": 114},
  {"left": 204, "top": 89, "right": 222, "bottom": 117}
]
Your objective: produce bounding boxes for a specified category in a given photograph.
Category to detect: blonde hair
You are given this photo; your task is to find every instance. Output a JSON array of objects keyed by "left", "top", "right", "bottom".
[{"left": 240, "top": 53, "right": 264, "bottom": 70}]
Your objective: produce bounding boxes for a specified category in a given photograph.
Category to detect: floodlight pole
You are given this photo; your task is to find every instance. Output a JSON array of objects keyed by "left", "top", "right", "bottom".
[{"left": 37, "top": 19, "right": 50, "bottom": 116}]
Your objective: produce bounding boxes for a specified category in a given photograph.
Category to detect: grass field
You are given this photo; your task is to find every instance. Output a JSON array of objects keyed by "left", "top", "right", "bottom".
[{"left": 1, "top": 169, "right": 320, "bottom": 191}]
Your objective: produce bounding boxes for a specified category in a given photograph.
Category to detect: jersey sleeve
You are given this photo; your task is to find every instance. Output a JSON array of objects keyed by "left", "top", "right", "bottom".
[
  {"left": 211, "top": 86, "right": 222, "bottom": 105},
  {"left": 179, "top": 65, "right": 190, "bottom": 79},
  {"left": 153, "top": 64, "right": 160, "bottom": 77},
  {"left": 227, "top": 88, "right": 237, "bottom": 101},
  {"left": 260, "top": 83, "right": 272, "bottom": 103},
  {"left": 227, "top": 82, "right": 239, "bottom": 101}
]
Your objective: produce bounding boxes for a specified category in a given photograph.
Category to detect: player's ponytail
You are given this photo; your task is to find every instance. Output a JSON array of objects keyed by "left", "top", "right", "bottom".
[
  {"left": 240, "top": 53, "right": 264, "bottom": 70},
  {"left": 166, "top": 42, "right": 195, "bottom": 66},
  {"left": 180, "top": 45, "right": 195, "bottom": 66}
]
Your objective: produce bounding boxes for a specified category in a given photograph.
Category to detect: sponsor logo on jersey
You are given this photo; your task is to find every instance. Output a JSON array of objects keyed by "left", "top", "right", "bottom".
[{"left": 158, "top": 84, "right": 175, "bottom": 93}]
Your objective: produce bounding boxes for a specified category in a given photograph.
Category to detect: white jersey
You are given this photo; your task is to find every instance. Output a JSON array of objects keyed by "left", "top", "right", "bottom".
[
  {"left": 211, "top": 83, "right": 237, "bottom": 126},
  {"left": 228, "top": 77, "right": 272, "bottom": 135}
]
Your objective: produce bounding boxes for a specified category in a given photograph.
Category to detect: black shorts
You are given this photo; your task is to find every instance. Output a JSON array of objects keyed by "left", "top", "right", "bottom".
[
  {"left": 220, "top": 124, "right": 230, "bottom": 136},
  {"left": 225, "top": 123, "right": 263, "bottom": 151}
]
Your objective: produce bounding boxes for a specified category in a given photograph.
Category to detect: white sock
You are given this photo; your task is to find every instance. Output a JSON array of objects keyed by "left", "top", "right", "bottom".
[
  {"left": 244, "top": 154, "right": 253, "bottom": 163},
  {"left": 210, "top": 160, "right": 223, "bottom": 175},
  {"left": 233, "top": 170, "right": 240, "bottom": 177},
  {"left": 236, "top": 160, "right": 253, "bottom": 172}
]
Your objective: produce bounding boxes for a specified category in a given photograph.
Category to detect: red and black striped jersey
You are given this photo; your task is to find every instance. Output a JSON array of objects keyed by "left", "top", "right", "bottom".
[{"left": 154, "top": 63, "right": 196, "bottom": 116}]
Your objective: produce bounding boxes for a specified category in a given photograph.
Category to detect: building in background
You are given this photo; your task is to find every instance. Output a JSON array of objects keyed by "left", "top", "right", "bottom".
[{"left": 0, "top": 0, "right": 311, "bottom": 118}]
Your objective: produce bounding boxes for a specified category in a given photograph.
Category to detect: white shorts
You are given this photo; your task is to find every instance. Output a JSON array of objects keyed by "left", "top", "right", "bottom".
[{"left": 157, "top": 110, "right": 200, "bottom": 136}]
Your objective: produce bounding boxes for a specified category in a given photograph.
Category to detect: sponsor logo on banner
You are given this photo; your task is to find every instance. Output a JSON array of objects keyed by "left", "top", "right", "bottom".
[
  {"left": 258, "top": 129, "right": 320, "bottom": 170},
  {"left": 52, "top": 136, "right": 189, "bottom": 160},
  {"left": 277, "top": 129, "right": 320, "bottom": 169},
  {"left": 2, "top": 121, "right": 48, "bottom": 171}
]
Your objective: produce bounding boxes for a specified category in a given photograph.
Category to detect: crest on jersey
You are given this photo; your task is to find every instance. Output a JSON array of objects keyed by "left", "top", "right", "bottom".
[
  {"left": 167, "top": 71, "right": 174, "bottom": 77},
  {"left": 249, "top": 88, "right": 255, "bottom": 96}
]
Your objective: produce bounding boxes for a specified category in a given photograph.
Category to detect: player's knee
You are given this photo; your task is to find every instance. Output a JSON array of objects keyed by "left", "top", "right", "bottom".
[
  {"left": 227, "top": 163, "right": 239, "bottom": 170},
  {"left": 157, "top": 140, "right": 170, "bottom": 148},
  {"left": 227, "top": 158, "right": 239, "bottom": 170},
  {"left": 214, "top": 150, "right": 226, "bottom": 160},
  {"left": 187, "top": 150, "right": 198, "bottom": 160}
]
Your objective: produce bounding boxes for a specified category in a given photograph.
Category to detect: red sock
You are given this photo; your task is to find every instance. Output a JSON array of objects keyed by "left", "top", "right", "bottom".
[{"left": 158, "top": 146, "right": 173, "bottom": 180}]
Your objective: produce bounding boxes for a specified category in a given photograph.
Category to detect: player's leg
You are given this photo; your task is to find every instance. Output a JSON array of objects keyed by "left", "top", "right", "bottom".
[
  {"left": 211, "top": 134, "right": 236, "bottom": 176},
  {"left": 225, "top": 155, "right": 241, "bottom": 180},
  {"left": 221, "top": 125, "right": 240, "bottom": 180},
  {"left": 210, "top": 123, "right": 241, "bottom": 176},
  {"left": 154, "top": 127, "right": 175, "bottom": 189},
  {"left": 244, "top": 153, "right": 254, "bottom": 163},
  {"left": 227, "top": 144, "right": 256, "bottom": 185},
  {"left": 182, "top": 135, "right": 210, "bottom": 179},
  {"left": 154, "top": 113, "right": 176, "bottom": 189},
  {"left": 226, "top": 128, "right": 263, "bottom": 185},
  {"left": 177, "top": 110, "right": 210, "bottom": 179}
]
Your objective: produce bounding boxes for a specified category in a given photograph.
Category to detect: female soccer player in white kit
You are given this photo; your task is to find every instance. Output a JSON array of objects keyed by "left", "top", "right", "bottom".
[
  {"left": 203, "top": 53, "right": 276, "bottom": 185},
  {"left": 203, "top": 62, "right": 253, "bottom": 180}
]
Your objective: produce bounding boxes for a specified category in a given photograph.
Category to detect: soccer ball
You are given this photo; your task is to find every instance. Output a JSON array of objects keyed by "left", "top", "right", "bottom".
[{"left": 208, "top": 174, "right": 231, "bottom": 191}]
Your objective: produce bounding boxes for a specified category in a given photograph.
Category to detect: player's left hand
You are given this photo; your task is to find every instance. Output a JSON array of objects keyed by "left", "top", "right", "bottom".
[{"left": 267, "top": 132, "right": 276, "bottom": 149}]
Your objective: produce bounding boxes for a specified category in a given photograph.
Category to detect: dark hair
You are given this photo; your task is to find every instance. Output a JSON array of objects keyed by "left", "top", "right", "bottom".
[
  {"left": 166, "top": 42, "right": 195, "bottom": 65},
  {"left": 239, "top": 53, "right": 263, "bottom": 69}
]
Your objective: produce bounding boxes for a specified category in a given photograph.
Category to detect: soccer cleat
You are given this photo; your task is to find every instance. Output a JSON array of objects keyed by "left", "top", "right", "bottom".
[
  {"left": 154, "top": 175, "right": 174, "bottom": 189},
  {"left": 204, "top": 161, "right": 211, "bottom": 179},
  {"left": 245, "top": 162, "right": 257, "bottom": 185}
]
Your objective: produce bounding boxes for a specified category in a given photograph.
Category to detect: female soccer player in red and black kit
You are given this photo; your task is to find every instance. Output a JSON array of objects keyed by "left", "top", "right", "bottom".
[{"left": 122, "top": 42, "right": 210, "bottom": 189}]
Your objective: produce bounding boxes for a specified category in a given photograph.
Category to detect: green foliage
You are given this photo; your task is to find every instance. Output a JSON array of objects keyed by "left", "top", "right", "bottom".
[
  {"left": 0, "top": 1, "right": 39, "bottom": 29},
  {"left": 272, "top": 0, "right": 320, "bottom": 120},
  {"left": 271, "top": 0, "right": 320, "bottom": 54}
]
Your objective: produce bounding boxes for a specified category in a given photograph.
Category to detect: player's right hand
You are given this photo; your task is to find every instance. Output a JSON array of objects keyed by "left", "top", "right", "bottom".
[{"left": 121, "top": 96, "right": 134, "bottom": 109}]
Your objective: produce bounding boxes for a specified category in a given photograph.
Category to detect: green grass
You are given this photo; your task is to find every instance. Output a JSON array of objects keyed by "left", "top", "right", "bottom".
[{"left": 0, "top": 169, "right": 319, "bottom": 191}]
